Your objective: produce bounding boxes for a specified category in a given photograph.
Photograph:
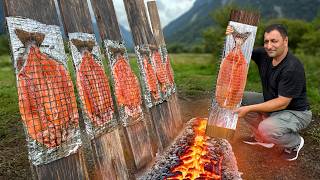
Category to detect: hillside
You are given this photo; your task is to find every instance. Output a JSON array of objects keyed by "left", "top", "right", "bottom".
[{"left": 164, "top": 0, "right": 320, "bottom": 46}]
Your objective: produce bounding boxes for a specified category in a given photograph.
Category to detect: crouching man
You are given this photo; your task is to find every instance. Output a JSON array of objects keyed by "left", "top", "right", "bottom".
[{"left": 227, "top": 24, "right": 312, "bottom": 161}]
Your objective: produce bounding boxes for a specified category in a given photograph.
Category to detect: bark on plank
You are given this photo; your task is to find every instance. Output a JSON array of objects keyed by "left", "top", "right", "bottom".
[
  {"left": 58, "top": 0, "right": 93, "bottom": 34},
  {"left": 3, "top": 0, "right": 59, "bottom": 25},
  {"left": 137, "top": 0, "right": 157, "bottom": 47},
  {"left": 123, "top": 0, "right": 148, "bottom": 46},
  {"left": 90, "top": 0, "right": 122, "bottom": 41}
]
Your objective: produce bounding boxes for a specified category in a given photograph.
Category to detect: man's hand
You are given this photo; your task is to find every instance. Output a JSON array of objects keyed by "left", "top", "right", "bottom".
[
  {"left": 226, "top": 25, "right": 234, "bottom": 35},
  {"left": 234, "top": 106, "right": 252, "bottom": 118}
]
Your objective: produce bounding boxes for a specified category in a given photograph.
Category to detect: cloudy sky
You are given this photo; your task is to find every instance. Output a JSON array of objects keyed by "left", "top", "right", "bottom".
[{"left": 113, "top": 0, "right": 196, "bottom": 30}]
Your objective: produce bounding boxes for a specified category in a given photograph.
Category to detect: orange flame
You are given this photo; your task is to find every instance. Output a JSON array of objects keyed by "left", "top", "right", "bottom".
[{"left": 167, "top": 118, "right": 222, "bottom": 180}]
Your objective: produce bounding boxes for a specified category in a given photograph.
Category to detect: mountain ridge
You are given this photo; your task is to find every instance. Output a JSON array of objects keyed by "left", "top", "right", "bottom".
[{"left": 163, "top": 0, "right": 320, "bottom": 46}]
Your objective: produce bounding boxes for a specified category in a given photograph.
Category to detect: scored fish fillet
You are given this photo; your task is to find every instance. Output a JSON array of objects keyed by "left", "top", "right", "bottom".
[
  {"left": 76, "top": 51, "right": 114, "bottom": 126},
  {"left": 112, "top": 55, "right": 142, "bottom": 117},
  {"left": 18, "top": 46, "right": 79, "bottom": 148},
  {"left": 143, "top": 56, "right": 160, "bottom": 100},
  {"left": 152, "top": 51, "right": 168, "bottom": 92},
  {"left": 215, "top": 47, "right": 248, "bottom": 109},
  {"left": 165, "top": 55, "right": 175, "bottom": 85}
]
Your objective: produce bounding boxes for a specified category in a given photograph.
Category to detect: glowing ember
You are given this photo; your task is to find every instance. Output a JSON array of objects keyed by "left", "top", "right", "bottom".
[{"left": 166, "top": 118, "right": 223, "bottom": 180}]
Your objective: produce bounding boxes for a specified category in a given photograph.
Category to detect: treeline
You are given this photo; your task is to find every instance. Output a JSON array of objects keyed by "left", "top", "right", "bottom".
[{"left": 167, "top": 5, "right": 320, "bottom": 56}]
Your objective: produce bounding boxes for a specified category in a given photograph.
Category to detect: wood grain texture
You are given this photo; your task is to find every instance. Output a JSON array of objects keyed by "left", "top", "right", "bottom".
[
  {"left": 137, "top": 0, "right": 156, "bottom": 46},
  {"left": 123, "top": 0, "right": 147, "bottom": 45},
  {"left": 125, "top": 120, "right": 153, "bottom": 170},
  {"left": 91, "top": 0, "right": 122, "bottom": 41},
  {"left": 91, "top": 129, "right": 133, "bottom": 180},
  {"left": 3, "top": 0, "right": 59, "bottom": 25},
  {"left": 34, "top": 150, "right": 89, "bottom": 180},
  {"left": 147, "top": 1, "right": 165, "bottom": 46},
  {"left": 168, "top": 94, "right": 183, "bottom": 131},
  {"left": 58, "top": 0, "right": 93, "bottom": 33},
  {"left": 230, "top": 9, "right": 260, "bottom": 26}
]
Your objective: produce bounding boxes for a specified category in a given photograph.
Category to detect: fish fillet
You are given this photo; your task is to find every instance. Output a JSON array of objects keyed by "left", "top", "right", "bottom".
[
  {"left": 18, "top": 46, "right": 79, "bottom": 148},
  {"left": 77, "top": 51, "right": 114, "bottom": 126},
  {"left": 215, "top": 47, "right": 248, "bottom": 109},
  {"left": 112, "top": 55, "right": 142, "bottom": 118}
]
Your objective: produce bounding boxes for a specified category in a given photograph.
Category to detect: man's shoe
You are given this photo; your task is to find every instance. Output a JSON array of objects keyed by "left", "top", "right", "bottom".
[
  {"left": 243, "top": 136, "right": 275, "bottom": 148},
  {"left": 281, "top": 136, "right": 304, "bottom": 161}
]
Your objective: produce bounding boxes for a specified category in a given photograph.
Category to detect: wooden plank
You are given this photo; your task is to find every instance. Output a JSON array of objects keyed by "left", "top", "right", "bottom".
[
  {"left": 35, "top": 150, "right": 88, "bottom": 180},
  {"left": 58, "top": 0, "right": 93, "bottom": 33},
  {"left": 147, "top": 1, "right": 165, "bottom": 46},
  {"left": 3, "top": 1, "right": 89, "bottom": 179},
  {"left": 91, "top": 0, "right": 159, "bottom": 168},
  {"left": 137, "top": 0, "right": 157, "bottom": 47},
  {"left": 147, "top": 0, "right": 183, "bottom": 132},
  {"left": 3, "top": 0, "right": 59, "bottom": 25},
  {"left": 90, "top": 0, "right": 122, "bottom": 41},
  {"left": 139, "top": 0, "right": 182, "bottom": 146},
  {"left": 123, "top": 0, "right": 147, "bottom": 45},
  {"left": 91, "top": 128, "right": 134, "bottom": 180}
]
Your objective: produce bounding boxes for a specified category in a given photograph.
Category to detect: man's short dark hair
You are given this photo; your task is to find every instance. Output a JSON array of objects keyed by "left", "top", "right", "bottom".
[{"left": 264, "top": 24, "right": 288, "bottom": 38}]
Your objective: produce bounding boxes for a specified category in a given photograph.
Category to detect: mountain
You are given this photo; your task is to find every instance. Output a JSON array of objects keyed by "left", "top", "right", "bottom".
[
  {"left": 120, "top": 25, "right": 134, "bottom": 50},
  {"left": 164, "top": 0, "right": 320, "bottom": 46},
  {"left": 163, "top": 0, "right": 219, "bottom": 45}
]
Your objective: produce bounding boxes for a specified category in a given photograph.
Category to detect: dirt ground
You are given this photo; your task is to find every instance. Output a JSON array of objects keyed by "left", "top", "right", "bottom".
[{"left": 179, "top": 96, "right": 320, "bottom": 180}]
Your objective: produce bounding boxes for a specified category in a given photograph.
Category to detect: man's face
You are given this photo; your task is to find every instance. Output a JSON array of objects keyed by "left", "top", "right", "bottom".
[{"left": 263, "top": 30, "right": 288, "bottom": 58}]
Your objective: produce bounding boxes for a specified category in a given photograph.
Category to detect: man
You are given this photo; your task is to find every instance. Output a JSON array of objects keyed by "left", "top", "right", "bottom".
[{"left": 227, "top": 24, "right": 312, "bottom": 161}]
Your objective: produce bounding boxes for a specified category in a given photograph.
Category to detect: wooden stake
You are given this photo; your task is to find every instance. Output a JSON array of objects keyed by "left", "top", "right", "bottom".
[
  {"left": 3, "top": 0, "right": 89, "bottom": 179},
  {"left": 91, "top": 0, "right": 155, "bottom": 174}
]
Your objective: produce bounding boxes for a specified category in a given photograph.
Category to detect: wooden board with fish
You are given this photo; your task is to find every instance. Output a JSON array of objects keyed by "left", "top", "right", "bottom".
[
  {"left": 206, "top": 10, "right": 260, "bottom": 139},
  {"left": 3, "top": 0, "right": 88, "bottom": 179}
]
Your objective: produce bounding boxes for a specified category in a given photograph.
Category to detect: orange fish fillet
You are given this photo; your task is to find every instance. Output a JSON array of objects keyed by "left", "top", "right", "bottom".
[
  {"left": 77, "top": 51, "right": 114, "bottom": 126},
  {"left": 18, "top": 46, "right": 79, "bottom": 148},
  {"left": 215, "top": 47, "right": 248, "bottom": 109},
  {"left": 143, "top": 56, "right": 160, "bottom": 100},
  {"left": 112, "top": 56, "right": 142, "bottom": 117},
  {"left": 152, "top": 51, "right": 168, "bottom": 92},
  {"left": 165, "top": 55, "right": 175, "bottom": 85}
]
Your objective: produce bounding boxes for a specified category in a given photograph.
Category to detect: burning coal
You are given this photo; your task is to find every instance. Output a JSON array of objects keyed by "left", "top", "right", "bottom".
[
  {"left": 139, "top": 118, "right": 241, "bottom": 180},
  {"left": 167, "top": 119, "right": 222, "bottom": 179}
]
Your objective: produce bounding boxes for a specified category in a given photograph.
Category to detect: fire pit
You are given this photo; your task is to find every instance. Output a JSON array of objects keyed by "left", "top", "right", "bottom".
[{"left": 138, "top": 118, "right": 241, "bottom": 180}]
